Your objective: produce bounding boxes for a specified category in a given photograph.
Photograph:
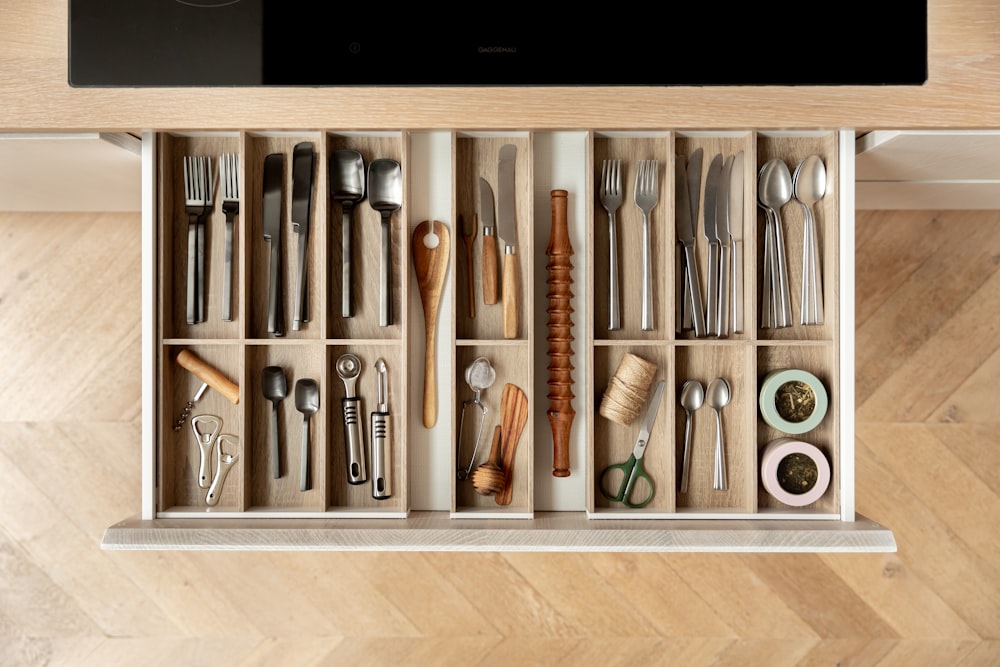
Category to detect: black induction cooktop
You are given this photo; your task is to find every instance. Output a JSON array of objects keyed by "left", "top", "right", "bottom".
[{"left": 68, "top": 0, "right": 928, "bottom": 87}]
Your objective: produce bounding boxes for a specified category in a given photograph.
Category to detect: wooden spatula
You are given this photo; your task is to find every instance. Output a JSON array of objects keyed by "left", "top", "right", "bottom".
[
  {"left": 495, "top": 383, "right": 529, "bottom": 506},
  {"left": 412, "top": 220, "right": 450, "bottom": 428}
]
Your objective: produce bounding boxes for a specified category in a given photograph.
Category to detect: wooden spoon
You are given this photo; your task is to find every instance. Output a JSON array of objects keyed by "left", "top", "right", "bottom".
[
  {"left": 412, "top": 220, "right": 450, "bottom": 428},
  {"left": 471, "top": 425, "right": 504, "bottom": 496},
  {"left": 495, "top": 383, "right": 529, "bottom": 506}
]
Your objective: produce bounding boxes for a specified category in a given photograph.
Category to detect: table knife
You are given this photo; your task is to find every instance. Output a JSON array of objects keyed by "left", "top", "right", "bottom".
[
  {"left": 728, "top": 151, "right": 744, "bottom": 333},
  {"left": 682, "top": 149, "right": 703, "bottom": 333},
  {"left": 703, "top": 153, "right": 723, "bottom": 337},
  {"left": 262, "top": 153, "right": 284, "bottom": 336},
  {"left": 479, "top": 177, "right": 500, "bottom": 305},
  {"left": 291, "top": 142, "right": 315, "bottom": 331},
  {"left": 496, "top": 144, "right": 518, "bottom": 339},
  {"left": 675, "top": 157, "right": 707, "bottom": 338},
  {"left": 718, "top": 154, "right": 733, "bottom": 338}
]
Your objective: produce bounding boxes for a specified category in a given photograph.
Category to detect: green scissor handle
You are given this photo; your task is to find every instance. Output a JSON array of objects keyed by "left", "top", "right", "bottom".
[{"left": 600, "top": 451, "right": 655, "bottom": 508}]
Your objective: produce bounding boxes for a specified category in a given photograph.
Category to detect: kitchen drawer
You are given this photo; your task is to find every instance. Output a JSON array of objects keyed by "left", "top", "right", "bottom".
[{"left": 101, "top": 129, "right": 896, "bottom": 552}]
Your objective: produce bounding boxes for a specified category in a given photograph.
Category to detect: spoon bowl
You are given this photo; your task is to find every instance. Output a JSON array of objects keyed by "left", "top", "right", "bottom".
[
  {"left": 368, "top": 158, "right": 403, "bottom": 327},
  {"left": 294, "top": 378, "right": 320, "bottom": 492},
  {"left": 792, "top": 155, "right": 827, "bottom": 325},
  {"left": 678, "top": 380, "right": 705, "bottom": 493},
  {"left": 330, "top": 149, "right": 366, "bottom": 318},
  {"left": 706, "top": 377, "right": 731, "bottom": 491},
  {"left": 757, "top": 159, "right": 794, "bottom": 328},
  {"left": 261, "top": 366, "right": 287, "bottom": 479}
]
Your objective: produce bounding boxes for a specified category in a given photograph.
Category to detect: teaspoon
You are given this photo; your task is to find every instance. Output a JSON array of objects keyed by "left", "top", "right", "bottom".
[
  {"left": 792, "top": 155, "right": 827, "bottom": 325},
  {"left": 707, "top": 377, "right": 731, "bottom": 491},
  {"left": 679, "top": 380, "right": 704, "bottom": 493}
]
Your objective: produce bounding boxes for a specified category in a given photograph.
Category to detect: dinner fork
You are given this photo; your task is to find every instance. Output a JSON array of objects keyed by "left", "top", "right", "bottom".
[
  {"left": 600, "top": 159, "right": 623, "bottom": 330},
  {"left": 634, "top": 159, "right": 659, "bottom": 331},
  {"left": 183, "top": 155, "right": 212, "bottom": 324},
  {"left": 219, "top": 153, "right": 239, "bottom": 321}
]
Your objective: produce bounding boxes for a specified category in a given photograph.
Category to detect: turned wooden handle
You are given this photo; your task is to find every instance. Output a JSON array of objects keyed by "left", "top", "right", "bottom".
[
  {"left": 482, "top": 234, "right": 499, "bottom": 305},
  {"left": 501, "top": 252, "right": 519, "bottom": 339},
  {"left": 175, "top": 349, "right": 240, "bottom": 404},
  {"left": 496, "top": 383, "right": 529, "bottom": 506},
  {"left": 547, "top": 190, "right": 575, "bottom": 477}
]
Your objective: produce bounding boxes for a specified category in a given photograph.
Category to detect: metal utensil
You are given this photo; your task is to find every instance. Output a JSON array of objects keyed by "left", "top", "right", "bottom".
[
  {"left": 793, "top": 154, "right": 827, "bottom": 325},
  {"left": 681, "top": 149, "right": 703, "bottom": 334},
  {"left": 479, "top": 177, "right": 500, "bottom": 306},
  {"left": 634, "top": 159, "right": 659, "bottom": 331},
  {"left": 599, "top": 380, "right": 666, "bottom": 508},
  {"left": 706, "top": 377, "right": 731, "bottom": 491},
  {"left": 261, "top": 366, "right": 286, "bottom": 479},
  {"left": 758, "top": 159, "right": 794, "bottom": 329},
  {"left": 717, "top": 155, "right": 733, "bottom": 338},
  {"left": 294, "top": 378, "right": 319, "bottom": 492},
  {"left": 703, "top": 154, "right": 724, "bottom": 337},
  {"left": 262, "top": 153, "right": 284, "bottom": 336},
  {"left": 497, "top": 144, "right": 519, "bottom": 339},
  {"left": 599, "top": 159, "right": 623, "bottom": 330},
  {"left": 728, "top": 151, "right": 745, "bottom": 333},
  {"left": 368, "top": 158, "right": 402, "bottom": 327},
  {"left": 679, "top": 380, "right": 704, "bottom": 493},
  {"left": 457, "top": 356, "right": 497, "bottom": 480},
  {"left": 330, "top": 149, "right": 365, "bottom": 318},
  {"left": 675, "top": 157, "right": 707, "bottom": 338},
  {"left": 291, "top": 142, "right": 315, "bottom": 331},
  {"left": 191, "top": 414, "right": 222, "bottom": 490},
  {"left": 370, "top": 359, "right": 392, "bottom": 500},
  {"left": 206, "top": 434, "right": 239, "bottom": 507},
  {"left": 219, "top": 153, "right": 239, "bottom": 322},
  {"left": 183, "top": 155, "right": 212, "bottom": 324},
  {"left": 336, "top": 353, "right": 366, "bottom": 484}
]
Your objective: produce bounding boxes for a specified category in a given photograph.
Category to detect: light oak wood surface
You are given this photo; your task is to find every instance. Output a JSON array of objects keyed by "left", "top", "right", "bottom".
[{"left": 2, "top": 209, "right": 998, "bottom": 664}]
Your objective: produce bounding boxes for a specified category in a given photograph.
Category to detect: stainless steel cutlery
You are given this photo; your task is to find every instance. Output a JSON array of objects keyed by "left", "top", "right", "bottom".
[
  {"left": 634, "top": 159, "right": 659, "bottom": 332},
  {"left": 219, "top": 153, "right": 239, "bottom": 322},
  {"left": 368, "top": 159, "right": 403, "bottom": 328},
  {"left": 330, "top": 149, "right": 366, "bottom": 319},
  {"left": 674, "top": 155, "right": 707, "bottom": 338},
  {"left": 262, "top": 153, "right": 285, "bottom": 336},
  {"left": 290, "top": 142, "right": 315, "bottom": 331},
  {"left": 183, "top": 155, "right": 213, "bottom": 324},
  {"left": 600, "top": 159, "right": 623, "bottom": 330}
]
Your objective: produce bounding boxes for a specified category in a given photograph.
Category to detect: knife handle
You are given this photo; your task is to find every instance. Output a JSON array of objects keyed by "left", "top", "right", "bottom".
[
  {"left": 732, "top": 238, "right": 743, "bottom": 333},
  {"left": 707, "top": 241, "right": 720, "bottom": 336},
  {"left": 502, "top": 249, "right": 518, "bottom": 339},
  {"left": 267, "top": 240, "right": 283, "bottom": 336},
  {"left": 719, "top": 244, "right": 730, "bottom": 338},
  {"left": 482, "top": 232, "right": 499, "bottom": 305},
  {"left": 293, "top": 233, "right": 307, "bottom": 331},
  {"left": 683, "top": 244, "right": 707, "bottom": 338},
  {"left": 186, "top": 219, "right": 197, "bottom": 324}
]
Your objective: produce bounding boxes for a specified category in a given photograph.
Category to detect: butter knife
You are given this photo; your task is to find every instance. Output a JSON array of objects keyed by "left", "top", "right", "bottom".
[
  {"left": 675, "top": 158, "right": 707, "bottom": 338},
  {"left": 291, "top": 142, "right": 315, "bottom": 331},
  {"left": 496, "top": 145, "right": 518, "bottom": 339},
  {"left": 262, "top": 153, "right": 284, "bottom": 336},
  {"left": 728, "top": 151, "right": 744, "bottom": 333},
  {"left": 703, "top": 154, "right": 723, "bottom": 337},
  {"left": 479, "top": 177, "right": 500, "bottom": 305}
]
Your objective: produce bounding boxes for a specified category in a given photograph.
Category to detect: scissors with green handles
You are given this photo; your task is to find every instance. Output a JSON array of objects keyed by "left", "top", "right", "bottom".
[{"left": 600, "top": 379, "right": 666, "bottom": 508}]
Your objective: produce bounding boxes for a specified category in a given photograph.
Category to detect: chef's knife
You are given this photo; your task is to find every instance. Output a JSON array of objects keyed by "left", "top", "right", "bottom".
[
  {"left": 291, "top": 142, "right": 315, "bottom": 331},
  {"left": 718, "top": 154, "right": 733, "bottom": 338},
  {"left": 703, "top": 153, "right": 723, "bottom": 337},
  {"left": 479, "top": 177, "right": 500, "bottom": 305},
  {"left": 496, "top": 144, "right": 518, "bottom": 339},
  {"left": 728, "top": 151, "right": 744, "bottom": 333},
  {"left": 263, "top": 153, "right": 284, "bottom": 336},
  {"left": 675, "top": 158, "right": 707, "bottom": 338}
]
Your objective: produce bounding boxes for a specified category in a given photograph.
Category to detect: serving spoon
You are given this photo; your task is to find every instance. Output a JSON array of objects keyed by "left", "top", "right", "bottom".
[
  {"left": 261, "top": 366, "right": 287, "bottom": 479},
  {"left": 793, "top": 155, "right": 826, "bottom": 325}
]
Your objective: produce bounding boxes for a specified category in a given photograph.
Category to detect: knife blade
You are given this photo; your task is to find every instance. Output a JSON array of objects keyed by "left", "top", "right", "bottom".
[
  {"left": 263, "top": 153, "right": 284, "bottom": 336},
  {"left": 291, "top": 142, "right": 315, "bottom": 331},
  {"left": 703, "top": 153, "right": 723, "bottom": 337},
  {"left": 496, "top": 144, "right": 518, "bottom": 339},
  {"left": 728, "top": 151, "right": 744, "bottom": 333},
  {"left": 674, "top": 157, "right": 707, "bottom": 338},
  {"left": 683, "top": 148, "right": 703, "bottom": 332},
  {"left": 479, "top": 177, "right": 500, "bottom": 305},
  {"left": 718, "top": 154, "right": 733, "bottom": 338}
]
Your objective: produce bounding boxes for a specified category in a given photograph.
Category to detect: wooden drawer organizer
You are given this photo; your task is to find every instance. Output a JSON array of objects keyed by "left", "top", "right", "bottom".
[{"left": 108, "top": 128, "right": 897, "bottom": 551}]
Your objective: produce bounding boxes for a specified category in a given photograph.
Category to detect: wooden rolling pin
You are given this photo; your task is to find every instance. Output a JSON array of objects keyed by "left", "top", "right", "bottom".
[{"left": 546, "top": 189, "right": 575, "bottom": 477}]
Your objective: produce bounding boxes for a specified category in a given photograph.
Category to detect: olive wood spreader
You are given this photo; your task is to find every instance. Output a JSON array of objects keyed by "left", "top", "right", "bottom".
[{"left": 495, "top": 382, "right": 529, "bottom": 507}]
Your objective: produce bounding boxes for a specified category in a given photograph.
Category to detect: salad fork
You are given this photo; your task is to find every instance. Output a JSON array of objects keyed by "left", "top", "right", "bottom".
[
  {"left": 219, "top": 153, "right": 239, "bottom": 321},
  {"left": 634, "top": 159, "right": 659, "bottom": 331},
  {"left": 600, "top": 159, "right": 623, "bottom": 330},
  {"left": 183, "top": 155, "right": 212, "bottom": 324}
]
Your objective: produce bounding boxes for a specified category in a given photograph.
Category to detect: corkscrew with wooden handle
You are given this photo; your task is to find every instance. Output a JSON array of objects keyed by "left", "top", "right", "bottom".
[{"left": 172, "top": 349, "right": 240, "bottom": 430}]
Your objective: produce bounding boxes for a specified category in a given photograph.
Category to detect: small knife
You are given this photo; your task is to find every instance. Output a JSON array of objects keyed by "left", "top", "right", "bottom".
[
  {"left": 682, "top": 149, "right": 703, "bottom": 333},
  {"left": 262, "top": 153, "right": 284, "bottom": 336},
  {"left": 674, "top": 158, "right": 707, "bottom": 338},
  {"left": 728, "top": 151, "right": 745, "bottom": 333},
  {"left": 718, "top": 154, "right": 734, "bottom": 338},
  {"left": 291, "top": 142, "right": 315, "bottom": 331},
  {"left": 703, "top": 153, "right": 723, "bottom": 337},
  {"left": 496, "top": 144, "right": 518, "bottom": 339},
  {"left": 479, "top": 177, "right": 500, "bottom": 306}
]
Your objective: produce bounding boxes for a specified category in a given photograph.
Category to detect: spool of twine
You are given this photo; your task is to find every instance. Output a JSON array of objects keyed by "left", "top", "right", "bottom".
[{"left": 599, "top": 353, "right": 658, "bottom": 426}]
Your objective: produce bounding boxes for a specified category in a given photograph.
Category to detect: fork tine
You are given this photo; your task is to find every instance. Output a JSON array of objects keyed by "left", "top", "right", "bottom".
[
  {"left": 612, "top": 159, "right": 620, "bottom": 196},
  {"left": 600, "top": 159, "right": 608, "bottom": 196}
]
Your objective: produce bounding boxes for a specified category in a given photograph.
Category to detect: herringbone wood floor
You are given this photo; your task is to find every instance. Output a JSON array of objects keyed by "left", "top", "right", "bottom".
[{"left": 1, "top": 209, "right": 998, "bottom": 666}]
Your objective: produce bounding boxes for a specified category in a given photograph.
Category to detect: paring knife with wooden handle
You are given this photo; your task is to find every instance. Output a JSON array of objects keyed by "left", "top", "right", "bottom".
[
  {"left": 479, "top": 177, "right": 500, "bottom": 306},
  {"left": 496, "top": 144, "right": 518, "bottom": 339}
]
